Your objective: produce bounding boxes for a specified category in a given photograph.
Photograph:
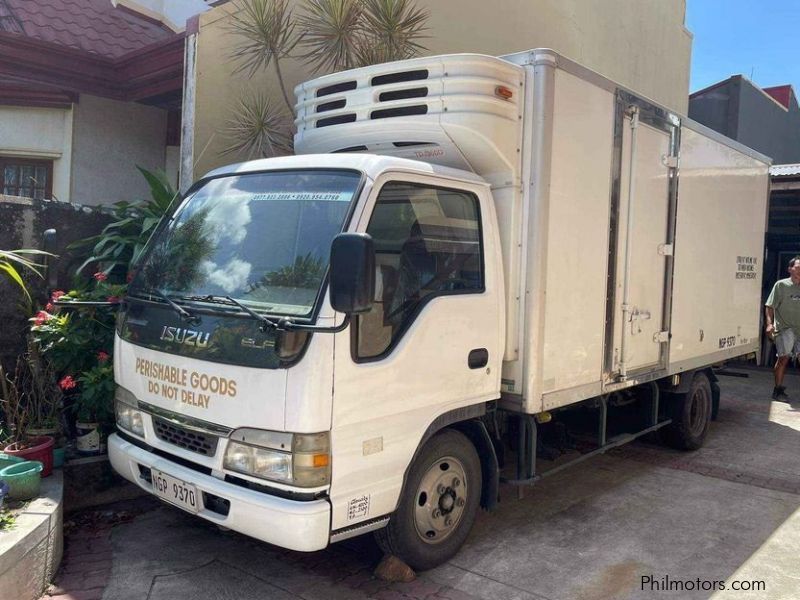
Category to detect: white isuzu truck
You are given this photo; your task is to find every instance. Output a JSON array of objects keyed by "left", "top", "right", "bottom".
[{"left": 109, "top": 48, "right": 770, "bottom": 569}]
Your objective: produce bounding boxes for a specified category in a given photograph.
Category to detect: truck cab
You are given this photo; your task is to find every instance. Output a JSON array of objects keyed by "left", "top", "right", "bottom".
[{"left": 110, "top": 152, "right": 504, "bottom": 565}]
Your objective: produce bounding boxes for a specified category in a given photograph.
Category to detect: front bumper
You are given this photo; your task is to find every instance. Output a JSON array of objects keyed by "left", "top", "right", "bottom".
[{"left": 108, "top": 433, "right": 331, "bottom": 552}]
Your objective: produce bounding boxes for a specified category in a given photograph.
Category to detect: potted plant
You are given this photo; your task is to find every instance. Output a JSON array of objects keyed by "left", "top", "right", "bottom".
[
  {"left": 18, "top": 344, "right": 62, "bottom": 435},
  {"left": 24, "top": 346, "right": 66, "bottom": 466},
  {"left": 0, "top": 362, "right": 55, "bottom": 477},
  {"left": 32, "top": 286, "right": 117, "bottom": 455},
  {"left": 72, "top": 358, "right": 114, "bottom": 455}
]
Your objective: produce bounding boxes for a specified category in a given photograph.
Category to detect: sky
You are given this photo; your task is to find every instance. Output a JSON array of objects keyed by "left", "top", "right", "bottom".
[{"left": 687, "top": 0, "right": 800, "bottom": 94}]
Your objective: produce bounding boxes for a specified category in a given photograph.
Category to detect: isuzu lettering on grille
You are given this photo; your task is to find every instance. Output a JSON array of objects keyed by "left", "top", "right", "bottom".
[{"left": 159, "top": 326, "right": 210, "bottom": 348}]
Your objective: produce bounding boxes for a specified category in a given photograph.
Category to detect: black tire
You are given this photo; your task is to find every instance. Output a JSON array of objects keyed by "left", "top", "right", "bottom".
[
  {"left": 663, "top": 372, "right": 713, "bottom": 450},
  {"left": 374, "top": 429, "right": 481, "bottom": 571}
]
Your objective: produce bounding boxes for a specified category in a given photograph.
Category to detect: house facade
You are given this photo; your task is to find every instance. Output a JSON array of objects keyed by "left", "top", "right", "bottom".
[{"left": 0, "top": 0, "right": 207, "bottom": 205}]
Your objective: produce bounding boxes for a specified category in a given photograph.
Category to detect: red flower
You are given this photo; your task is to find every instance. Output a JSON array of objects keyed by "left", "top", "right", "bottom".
[
  {"left": 93, "top": 272, "right": 108, "bottom": 282},
  {"left": 45, "top": 302, "right": 54, "bottom": 312},
  {"left": 33, "top": 310, "right": 51, "bottom": 326},
  {"left": 51, "top": 290, "right": 66, "bottom": 302},
  {"left": 107, "top": 296, "right": 121, "bottom": 304},
  {"left": 97, "top": 351, "right": 110, "bottom": 362},
  {"left": 58, "top": 375, "right": 77, "bottom": 390},
  {"left": 126, "top": 271, "right": 136, "bottom": 283}
]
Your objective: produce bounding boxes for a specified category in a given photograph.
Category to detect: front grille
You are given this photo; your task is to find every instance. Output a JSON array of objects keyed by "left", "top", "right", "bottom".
[{"left": 153, "top": 417, "right": 219, "bottom": 456}]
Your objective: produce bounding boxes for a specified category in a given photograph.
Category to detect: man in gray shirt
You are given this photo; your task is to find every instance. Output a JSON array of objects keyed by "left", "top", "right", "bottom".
[{"left": 765, "top": 256, "right": 800, "bottom": 401}]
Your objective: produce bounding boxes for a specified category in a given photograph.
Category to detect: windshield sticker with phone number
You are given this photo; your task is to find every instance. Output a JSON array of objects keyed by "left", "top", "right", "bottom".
[{"left": 250, "top": 192, "right": 352, "bottom": 202}]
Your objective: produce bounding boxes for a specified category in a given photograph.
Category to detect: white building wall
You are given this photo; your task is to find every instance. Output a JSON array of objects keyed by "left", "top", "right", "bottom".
[
  {"left": 113, "top": 0, "right": 210, "bottom": 31},
  {"left": 71, "top": 94, "right": 167, "bottom": 205},
  {"left": 0, "top": 105, "right": 73, "bottom": 201}
]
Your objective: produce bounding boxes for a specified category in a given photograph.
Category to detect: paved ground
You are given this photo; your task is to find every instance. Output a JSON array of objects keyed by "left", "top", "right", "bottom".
[{"left": 42, "top": 367, "right": 800, "bottom": 600}]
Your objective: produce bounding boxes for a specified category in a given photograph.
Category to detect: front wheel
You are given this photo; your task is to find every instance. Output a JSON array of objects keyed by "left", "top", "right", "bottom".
[
  {"left": 375, "top": 429, "right": 481, "bottom": 571},
  {"left": 663, "top": 372, "right": 713, "bottom": 450}
]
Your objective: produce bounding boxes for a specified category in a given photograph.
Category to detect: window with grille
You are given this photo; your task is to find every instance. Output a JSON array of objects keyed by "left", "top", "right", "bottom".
[{"left": 0, "top": 158, "right": 53, "bottom": 199}]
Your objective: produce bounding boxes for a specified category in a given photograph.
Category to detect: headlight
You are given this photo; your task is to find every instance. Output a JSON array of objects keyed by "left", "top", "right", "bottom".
[
  {"left": 114, "top": 386, "right": 145, "bottom": 437},
  {"left": 223, "top": 429, "right": 330, "bottom": 488}
]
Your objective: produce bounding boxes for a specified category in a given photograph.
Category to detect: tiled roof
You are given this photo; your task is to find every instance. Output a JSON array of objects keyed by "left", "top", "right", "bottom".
[
  {"left": 1, "top": 0, "right": 176, "bottom": 59},
  {"left": 771, "top": 164, "right": 800, "bottom": 177}
]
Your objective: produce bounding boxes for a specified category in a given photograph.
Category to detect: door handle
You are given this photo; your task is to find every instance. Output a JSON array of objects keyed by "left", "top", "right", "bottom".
[{"left": 468, "top": 348, "right": 488, "bottom": 369}]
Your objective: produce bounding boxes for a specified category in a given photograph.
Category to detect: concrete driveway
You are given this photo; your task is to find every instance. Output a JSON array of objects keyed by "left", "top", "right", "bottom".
[{"left": 44, "top": 367, "right": 800, "bottom": 600}]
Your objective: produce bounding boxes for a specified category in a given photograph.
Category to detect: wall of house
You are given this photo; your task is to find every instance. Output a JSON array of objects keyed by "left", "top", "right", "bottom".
[
  {"left": 71, "top": 94, "right": 168, "bottom": 205},
  {"left": 0, "top": 105, "right": 73, "bottom": 201},
  {"left": 687, "top": 79, "right": 736, "bottom": 138},
  {"left": 736, "top": 83, "right": 800, "bottom": 164},
  {"left": 689, "top": 77, "right": 800, "bottom": 164},
  {"left": 190, "top": 0, "right": 692, "bottom": 179}
]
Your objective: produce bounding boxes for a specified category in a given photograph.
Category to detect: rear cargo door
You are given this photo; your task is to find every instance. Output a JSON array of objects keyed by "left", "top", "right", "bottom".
[{"left": 606, "top": 93, "right": 679, "bottom": 380}]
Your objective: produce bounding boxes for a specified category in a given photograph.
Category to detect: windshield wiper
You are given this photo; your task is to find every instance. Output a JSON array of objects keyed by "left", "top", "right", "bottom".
[
  {"left": 224, "top": 296, "right": 281, "bottom": 331},
  {"left": 182, "top": 294, "right": 350, "bottom": 334},
  {"left": 152, "top": 289, "right": 200, "bottom": 325},
  {"left": 180, "top": 294, "right": 280, "bottom": 331}
]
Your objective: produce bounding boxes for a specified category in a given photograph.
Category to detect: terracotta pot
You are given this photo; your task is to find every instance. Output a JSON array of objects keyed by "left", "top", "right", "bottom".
[
  {"left": 4, "top": 436, "right": 54, "bottom": 477},
  {"left": 27, "top": 426, "right": 58, "bottom": 437}
]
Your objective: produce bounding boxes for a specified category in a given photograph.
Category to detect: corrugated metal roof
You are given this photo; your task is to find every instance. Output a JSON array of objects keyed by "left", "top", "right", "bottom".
[{"left": 771, "top": 164, "right": 800, "bottom": 177}]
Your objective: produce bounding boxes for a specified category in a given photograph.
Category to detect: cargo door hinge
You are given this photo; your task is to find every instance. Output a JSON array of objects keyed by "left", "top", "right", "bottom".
[
  {"left": 658, "top": 243, "right": 674, "bottom": 256},
  {"left": 662, "top": 154, "right": 678, "bottom": 168},
  {"left": 653, "top": 331, "right": 670, "bottom": 343}
]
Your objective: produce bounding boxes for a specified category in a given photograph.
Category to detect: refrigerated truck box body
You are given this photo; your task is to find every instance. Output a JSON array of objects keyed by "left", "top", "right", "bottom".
[{"left": 294, "top": 48, "right": 771, "bottom": 415}]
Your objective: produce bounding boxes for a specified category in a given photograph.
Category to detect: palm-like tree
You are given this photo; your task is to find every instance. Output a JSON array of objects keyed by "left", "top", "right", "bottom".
[{"left": 224, "top": 0, "right": 430, "bottom": 160}]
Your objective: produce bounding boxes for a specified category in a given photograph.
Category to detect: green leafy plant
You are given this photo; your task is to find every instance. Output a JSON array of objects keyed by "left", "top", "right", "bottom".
[
  {"left": 29, "top": 278, "right": 121, "bottom": 435},
  {"left": 31, "top": 283, "right": 119, "bottom": 379},
  {"left": 0, "top": 249, "right": 50, "bottom": 304},
  {"left": 28, "top": 167, "right": 173, "bottom": 437},
  {"left": 295, "top": 0, "right": 364, "bottom": 73},
  {"left": 0, "top": 509, "right": 16, "bottom": 531},
  {"left": 75, "top": 363, "right": 114, "bottom": 425},
  {"left": 227, "top": 0, "right": 299, "bottom": 113},
  {"left": 222, "top": 91, "right": 294, "bottom": 159},
  {"left": 224, "top": 0, "right": 430, "bottom": 159},
  {"left": 70, "top": 167, "right": 178, "bottom": 278}
]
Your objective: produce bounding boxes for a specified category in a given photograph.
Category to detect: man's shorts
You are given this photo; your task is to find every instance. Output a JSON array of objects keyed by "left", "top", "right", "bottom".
[{"left": 774, "top": 328, "right": 800, "bottom": 358}]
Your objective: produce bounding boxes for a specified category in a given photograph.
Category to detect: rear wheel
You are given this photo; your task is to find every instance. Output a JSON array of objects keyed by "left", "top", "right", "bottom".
[
  {"left": 375, "top": 429, "right": 481, "bottom": 571},
  {"left": 663, "top": 372, "right": 712, "bottom": 450}
]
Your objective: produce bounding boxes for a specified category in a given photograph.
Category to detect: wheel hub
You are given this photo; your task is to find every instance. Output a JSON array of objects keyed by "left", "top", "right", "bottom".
[{"left": 413, "top": 456, "right": 468, "bottom": 544}]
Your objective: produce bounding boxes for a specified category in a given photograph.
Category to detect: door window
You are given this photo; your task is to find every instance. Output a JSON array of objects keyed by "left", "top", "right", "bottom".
[{"left": 355, "top": 181, "right": 484, "bottom": 359}]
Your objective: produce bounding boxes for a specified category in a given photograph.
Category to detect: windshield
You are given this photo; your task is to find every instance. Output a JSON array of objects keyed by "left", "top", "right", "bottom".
[{"left": 131, "top": 169, "right": 361, "bottom": 317}]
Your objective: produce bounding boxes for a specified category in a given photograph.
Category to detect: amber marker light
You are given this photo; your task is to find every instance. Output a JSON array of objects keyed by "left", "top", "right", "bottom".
[
  {"left": 495, "top": 85, "right": 514, "bottom": 100},
  {"left": 313, "top": 454, "right": 330, "bottom": 468}
]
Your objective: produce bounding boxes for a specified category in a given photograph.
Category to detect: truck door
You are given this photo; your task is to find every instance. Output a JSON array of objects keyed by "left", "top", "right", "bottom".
[
  {"left": 607, "top": 94, "right": 679, "bottom": 380},
  {"left": 328, "top": 173, "right": 502, "bottom": 531}
]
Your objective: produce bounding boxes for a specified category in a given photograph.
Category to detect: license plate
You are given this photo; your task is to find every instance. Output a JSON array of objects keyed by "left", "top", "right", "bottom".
[{"left": 152, "top": 470, "right": 199, "bottom": 513}]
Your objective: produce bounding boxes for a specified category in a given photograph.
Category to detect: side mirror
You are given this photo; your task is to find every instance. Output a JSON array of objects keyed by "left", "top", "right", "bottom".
[{"left": 329, "top": 233, "right": 375, "bottom": 314}]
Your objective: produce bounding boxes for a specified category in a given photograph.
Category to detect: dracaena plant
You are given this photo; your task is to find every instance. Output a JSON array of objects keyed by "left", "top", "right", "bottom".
[{"left": 224, "top": 0, "right": 430, "bottom": 159}]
